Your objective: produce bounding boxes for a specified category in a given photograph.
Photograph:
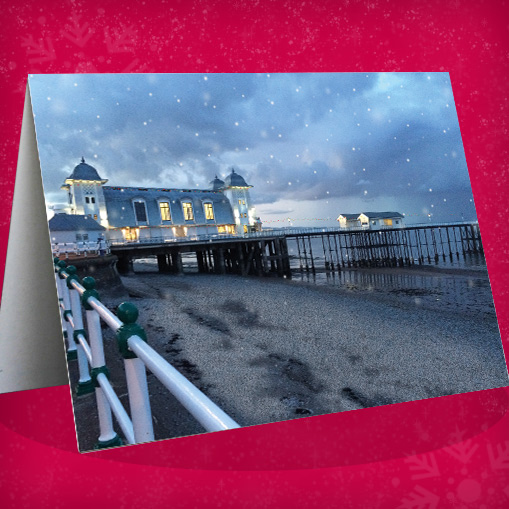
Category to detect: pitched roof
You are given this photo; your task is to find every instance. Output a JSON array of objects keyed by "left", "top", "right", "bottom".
[
  {"left": 49, "top": 213, "right": 105, "bottom": 232},
  {"left": 360, "top": 211, "right": 404, "bottom": 219},
  {"left": 337, "top": 214, "right": 360, "bottom": 220}
]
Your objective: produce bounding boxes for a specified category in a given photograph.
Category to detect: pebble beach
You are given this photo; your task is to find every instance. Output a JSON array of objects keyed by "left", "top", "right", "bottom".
[{"left": 71, "top": 264, "right": 508, "bottom": 450}]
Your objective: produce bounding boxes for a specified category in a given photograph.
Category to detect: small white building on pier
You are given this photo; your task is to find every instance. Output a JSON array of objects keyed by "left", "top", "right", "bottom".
[
  {"left": 337, "top": 212, "right": 405, "bottom": 230},
  {"left": 49, "top": 212, "right": 106, "bottom": 245}
]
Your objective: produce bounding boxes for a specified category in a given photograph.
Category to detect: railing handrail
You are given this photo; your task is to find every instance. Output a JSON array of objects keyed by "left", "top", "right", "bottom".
[
  {"left": 96, "top": 373, "right": 135, "bottom": 444},
  {"left": 52, "top": 240, "right": 111, "bottom": 257},
  {"left": 107, "top": 221, "right": 480, "bottom": 248},
  {"left": 57, "top": 261, "right": 240, "bottom": 447},
  {"left": 128, "top": 335, "right": 240, "bottom": 432}
]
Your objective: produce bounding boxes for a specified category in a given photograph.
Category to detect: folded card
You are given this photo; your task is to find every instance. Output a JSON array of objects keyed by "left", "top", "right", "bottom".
[{"left": 2, "top": 73, "right": 507, "bottom": 452}]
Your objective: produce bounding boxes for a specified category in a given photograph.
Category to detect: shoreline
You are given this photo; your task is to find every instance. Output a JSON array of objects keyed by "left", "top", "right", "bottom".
[
  {"left": 72, "top": 265, "right": 507, "bottom": 450},
  {"left": 132, "top": 259, "right": 498, "bottom": 318}
]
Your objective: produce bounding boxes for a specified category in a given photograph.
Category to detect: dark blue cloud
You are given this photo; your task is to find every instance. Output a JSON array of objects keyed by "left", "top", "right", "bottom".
[{"left": 30, "top": 72, "right": 476, "bottom": 225}]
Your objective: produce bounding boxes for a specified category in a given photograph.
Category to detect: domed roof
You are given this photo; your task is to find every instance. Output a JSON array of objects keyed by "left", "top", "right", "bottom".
[
  {"left": 209, "top": 175, "right": 225, "bottom": 191},
  {"left": 223, "top": 168, "right": 251, "bottom": 188},
  {"left": 66, "top": 157, "right": 104, "bottom": 181}
]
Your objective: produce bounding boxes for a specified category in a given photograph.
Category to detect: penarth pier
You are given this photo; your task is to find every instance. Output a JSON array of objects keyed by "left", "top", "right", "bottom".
[{"left": 110, "top": 222, "right": 482, "bottom": 278}]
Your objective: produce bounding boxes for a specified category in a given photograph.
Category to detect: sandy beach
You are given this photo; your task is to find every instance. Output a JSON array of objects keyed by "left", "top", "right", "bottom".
[{"left": 70, "top": 264, "right": 508, "bottom": 450}]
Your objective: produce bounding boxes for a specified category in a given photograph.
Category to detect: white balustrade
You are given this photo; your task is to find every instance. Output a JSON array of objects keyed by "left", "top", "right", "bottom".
[
  {"left": 69, "top": 285, "right": 92, "bottom": 389},
  {"left": 54, "top": 258, "right": 239, "bottom": 448},
  {"left": 129, "top": 335, "right": 240, "bottom": 432}
]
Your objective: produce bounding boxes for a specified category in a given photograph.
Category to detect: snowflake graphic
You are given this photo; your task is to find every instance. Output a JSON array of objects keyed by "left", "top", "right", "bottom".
[
  {"left": 488, "top": 441, "right": 509, "bottom": 470},
  {"left": 20, "top": 14, "right": 150, "bottom": 74},
  {"left": 399, "top": 430, "right": 509, "bottom": 508}
]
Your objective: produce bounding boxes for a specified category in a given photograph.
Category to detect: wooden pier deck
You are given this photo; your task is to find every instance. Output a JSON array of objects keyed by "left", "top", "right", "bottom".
[
  {"left": 111, "top": 223, "right": 483, "bottom": 277},
  {"left": 113, "top": 236, "right": 292, "bottom": 278}
]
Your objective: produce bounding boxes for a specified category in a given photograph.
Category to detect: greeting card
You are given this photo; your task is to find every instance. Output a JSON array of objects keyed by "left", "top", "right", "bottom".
[{"left": 2, "top": 72, "right": 507, "bottom": 453}]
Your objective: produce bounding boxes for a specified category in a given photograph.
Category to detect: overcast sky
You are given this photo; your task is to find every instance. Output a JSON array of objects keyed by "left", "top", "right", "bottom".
[{"left": 29, "top": 72, "right": 476, "bottom": 226}]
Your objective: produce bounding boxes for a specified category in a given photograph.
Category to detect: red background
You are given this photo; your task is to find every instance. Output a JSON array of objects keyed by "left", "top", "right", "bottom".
[{"left": 1, "top": 0, "right": 508, "bottom": 506}]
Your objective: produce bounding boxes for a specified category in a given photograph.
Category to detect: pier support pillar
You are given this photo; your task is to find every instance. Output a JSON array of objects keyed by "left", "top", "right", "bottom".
[
  {"left": 196, "top": 250, "right": 206, "bottom": 273},
  {"left": 171, "top": 251, "right": 184, "bottom": 274},
  {"left": 215, "top": 248, "right": 226, "bottom": 274},
  {"left": 116, "top": 256, "right": 132, "bottom": 275},
  {"left": 157, "top": 254, "right": 170, "bottom": 273}
]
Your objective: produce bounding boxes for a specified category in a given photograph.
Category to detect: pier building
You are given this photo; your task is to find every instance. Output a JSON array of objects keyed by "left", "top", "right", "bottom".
[
  {"left": 337, "top": 212, "right": 405, "bottom": 229},
  {"left": 48, "top": 212, "right": 106, "bottom": 245},
  {"left": 55, "top": 158, "right": 261, "bottom": 243}
]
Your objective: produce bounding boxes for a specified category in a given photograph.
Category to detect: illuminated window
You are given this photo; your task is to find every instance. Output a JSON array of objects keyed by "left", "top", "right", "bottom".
[
  {"left": 182, "top": 201, "right": 194, "bottom": 221},
  {"left": 134, "top": 201, "right": 147, "bottom": 222},
  {"left": 217, "top": 225, "right": 226, "bottom": 233},
  {"left": 159, "top": 202, "right": 171, "bottom": 221},
  {"left": 242, "top": 200, "right": 245, "bottom": 205},
  {"left": 384, "top": 219, "right": 393, "bottom": 226},
  {"left": 93, "top": 214, "right": 98, "bottom": 220},
  {"left": 243, "top": 225, "right": 248, "bottom": 233},
  {"left": 238, "top": 199, "right": 242, "bottom": 205},
  {"left": 204, "top": 202, "right": 214, "bottom": 220},
  {"left": 226, "top": 225, "right": 235, "bottom": 234},
  {"left": 122, "top": 227, "right": 139, "bottom": 241}
]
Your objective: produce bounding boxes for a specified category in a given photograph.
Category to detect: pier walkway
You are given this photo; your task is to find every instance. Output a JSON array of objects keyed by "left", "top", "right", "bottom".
[{"left": 110, "top": 222, "right": 483, "bottom": 277}]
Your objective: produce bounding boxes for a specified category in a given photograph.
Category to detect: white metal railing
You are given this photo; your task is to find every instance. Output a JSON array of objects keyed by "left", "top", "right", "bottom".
[
  {"left": 107, "top": 221, "right": 480, "bottom": 248},
  {"left": 54, "top": 258, "right": 240, "bottom": 449},
  {"left": 108, "top": 233, "right": 240, "bottom": 247},
  {"left": 52, "top": 241, "right": 110, "bottom": 258}
]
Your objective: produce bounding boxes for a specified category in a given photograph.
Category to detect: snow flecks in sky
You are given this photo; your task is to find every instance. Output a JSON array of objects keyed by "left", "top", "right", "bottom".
[{"left": 29, "top": 72, "right": 475, "bottom": 225}]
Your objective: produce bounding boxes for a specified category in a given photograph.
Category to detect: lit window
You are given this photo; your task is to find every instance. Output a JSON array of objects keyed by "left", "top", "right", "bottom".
[
  {"left": 384, "top": 219, "right": 393, "bottom": 226},
  {"left": 93, "top": 214, "right": 98, "bottom": 220},
  {"left": 122, "top": 227, "right": 139, "bottom": 241},
  {"left": 226, "top": 225, "right": 235, "bottom": 234},
  {"left": 134, "top": 201, "right": 147, "bottom": 222},
  {"left": 217, "top": 225, "right": 226, "bottom": 233},
  {"left": 182, "top": 202, "right": 194, "bottom": 221},
  {"left": 242, "top": 200, "right": 245, "bottom": 205},
  {"left": 159, "top": 202, "right": 171, "bottom": 221},
  {"left": 204, "top": 202, "right": 214, "bottom": 220},
  {"left": 238, "top": 199, "right": 242, "bottom": 205}
]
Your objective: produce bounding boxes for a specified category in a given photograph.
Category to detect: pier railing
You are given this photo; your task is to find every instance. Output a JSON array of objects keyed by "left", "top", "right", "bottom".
[
  {"left": 54, "top": 258, "right": 240, "bottom": 448},
  {"left": 107, "top": 222, "right": 480, "bottom": 248},
  {"left": 52, "top": 240, "right": 110, "bottom": 258}
]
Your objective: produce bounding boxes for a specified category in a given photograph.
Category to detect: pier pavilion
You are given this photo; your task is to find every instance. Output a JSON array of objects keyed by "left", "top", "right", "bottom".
[{"left": 54, "top": 158, "right": 262, "bottom": 245}]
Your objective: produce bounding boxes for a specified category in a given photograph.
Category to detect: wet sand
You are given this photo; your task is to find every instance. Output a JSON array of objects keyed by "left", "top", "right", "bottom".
[{"left": 71, "top": 265, "right": 508, "bottom": 450}]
